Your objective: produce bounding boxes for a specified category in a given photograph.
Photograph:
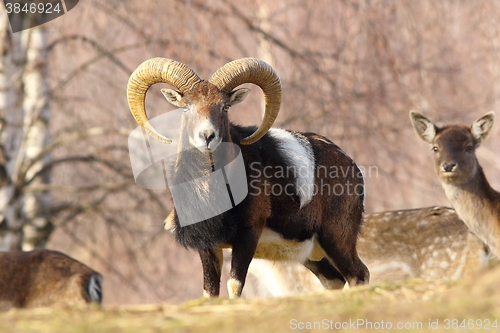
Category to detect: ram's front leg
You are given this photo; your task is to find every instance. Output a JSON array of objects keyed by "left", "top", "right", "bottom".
[
  {"left": 227, "top": 227, "right": 261, "bottom": 298},
  {"left": 199, "top": 248, "right": 223, "bottom": 298}
]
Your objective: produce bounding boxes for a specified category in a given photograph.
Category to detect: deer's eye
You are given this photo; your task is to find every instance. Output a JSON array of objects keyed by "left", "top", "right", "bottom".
[
  {"left": 465, "top": 145, "right": 474, "bottom": 152},
  {"left": 223, "top": 105, "right": 231, "bottom": 112},
  {"left": 432, "top": 146, "right": 439, "bottom": 152}
]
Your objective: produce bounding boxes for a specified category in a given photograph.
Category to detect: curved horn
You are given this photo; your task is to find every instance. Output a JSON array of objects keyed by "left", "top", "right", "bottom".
[
  {"left": 209, "top": 58, "right": 282, "bottom": 145},
  {"left": 127, "top": 57, "right": 202, "bottom": 143}
]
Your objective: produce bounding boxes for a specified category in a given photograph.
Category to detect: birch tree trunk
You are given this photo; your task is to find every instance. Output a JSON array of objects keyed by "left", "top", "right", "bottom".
[
  {"left": 0, "top": 9, "right": 20, "bottom": 251},
  {"left": 19, "top": 25, "right": 52, "bottom": 251},
  {"left": 256, "top": 0, "right": 274, "bottom": 118},
  {"left": 0, "top": 10, "right": 51, "bottom": 251}
]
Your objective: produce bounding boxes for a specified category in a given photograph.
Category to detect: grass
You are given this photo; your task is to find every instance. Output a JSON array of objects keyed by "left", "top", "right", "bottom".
[{"left": 1, "top": 265, "right": 499, "bottom": 333}]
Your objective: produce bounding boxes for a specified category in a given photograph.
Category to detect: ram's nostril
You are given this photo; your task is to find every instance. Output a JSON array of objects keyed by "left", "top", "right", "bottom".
[{"left": 202, "top": 132, "right": 216, "bottom": 146}]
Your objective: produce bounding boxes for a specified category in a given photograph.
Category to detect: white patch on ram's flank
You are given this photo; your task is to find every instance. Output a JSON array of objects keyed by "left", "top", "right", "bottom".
[
  {"left": 268, "top": 128, "right": 315, "bottom": 208},
  {"left": 253, "top": 228, "right": 317, "bottom": 262}
]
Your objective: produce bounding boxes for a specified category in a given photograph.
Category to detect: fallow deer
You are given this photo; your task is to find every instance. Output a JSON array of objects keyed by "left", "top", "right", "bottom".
[
  {"left": 0, "top": 249, "right": 103, "bottom": 311},
  {"left": 166, "top": 206, "right": 487, "bottom": 297},
  {"left": 410, "top": 111, "right": 500, "bottom": 259}
]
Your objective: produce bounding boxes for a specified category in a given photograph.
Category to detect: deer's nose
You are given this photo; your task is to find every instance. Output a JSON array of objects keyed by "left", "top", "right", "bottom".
[{"left": 442, "top": 162, "right": 457, "bottom": 172}]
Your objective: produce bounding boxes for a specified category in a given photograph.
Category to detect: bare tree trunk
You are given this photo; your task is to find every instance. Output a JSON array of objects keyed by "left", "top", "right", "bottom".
[
  {"left": 0, "top": 9, "right": 20, "bottom": 251},
  {"left": 19, "top": 25, "right": 52, "bottom": 251},
  {"left": 0, "top": 11, "right": 51, "bottom": 250},
  {"left": 256, "top": 0, "right": 274, "bottom": 118}
]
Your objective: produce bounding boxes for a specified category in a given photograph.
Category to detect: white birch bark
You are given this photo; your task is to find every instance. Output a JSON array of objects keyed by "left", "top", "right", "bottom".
[
  {"left": 0, "top": 9, "right": 51, "bottom": 250},
  {"left": 256, "top": 0, "right": 275, "bottom": 118},
  {"left": 0, "top": 9, "right": 21, "bottom": 251},
  {"left": 19, "top": 26, "right": 52, "bottom": 251}
]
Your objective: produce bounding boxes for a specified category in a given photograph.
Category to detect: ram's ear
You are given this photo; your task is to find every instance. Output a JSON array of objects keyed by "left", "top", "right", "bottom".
[
  {"left": 161, "top": 88, "right": 183, "bottom": 107},
  {"left": 229, "top": 88, "right": 251, "bottom": 106}
]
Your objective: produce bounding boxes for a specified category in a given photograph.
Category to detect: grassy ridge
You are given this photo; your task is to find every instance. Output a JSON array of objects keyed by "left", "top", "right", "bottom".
[{"left": 1, "top": 265, "right": 499, "bottom": 333}]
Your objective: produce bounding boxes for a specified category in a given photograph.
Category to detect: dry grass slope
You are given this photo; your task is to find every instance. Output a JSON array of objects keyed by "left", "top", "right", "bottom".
[{"left": 1, "top": 264, "right": 499, "bottom": 333}]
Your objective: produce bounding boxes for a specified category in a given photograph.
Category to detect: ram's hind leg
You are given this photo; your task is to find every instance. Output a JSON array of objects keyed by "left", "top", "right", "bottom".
[
  {"left": 199, "top": 248, "right": 223, "bottom": 298},
  {"left": 318, "top": 202, "right": 370, "bottom": 287},
  {"left": 320, "top": 241, "right": 369, "bottom": 287},
  {"left": 317, "top": 231, "right": 369, "bottom": 287},
  {"left": 303, "top": 258, "right": 346, "bottom": 289}
]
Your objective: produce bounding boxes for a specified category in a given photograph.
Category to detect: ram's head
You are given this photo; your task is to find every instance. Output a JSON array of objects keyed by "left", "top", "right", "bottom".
[{"left": 127, "top": 57, "right": 281, "bottom": 152}]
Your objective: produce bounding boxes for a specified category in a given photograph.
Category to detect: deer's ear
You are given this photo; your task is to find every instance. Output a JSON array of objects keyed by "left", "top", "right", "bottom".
[
  {"left": 471, "top": 111, "right": 495, "bottom": 143},
  {"left": 409, "top": 111, "right": 437, "bottom": 144}
]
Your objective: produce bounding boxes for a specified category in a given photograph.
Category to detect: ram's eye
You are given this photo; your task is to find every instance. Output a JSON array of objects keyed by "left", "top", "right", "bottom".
[
  {"left": 182, "top": 106, "right": 189, "bottom": 112},
  {"left": 465, "top": 145, "right": 474, "bottom": 152},
  {"left": 432, "top": 146, "right": 439, "bottom": 152},
  {"left": 223, "top": 105, "right": 231, "bottom": 112}
]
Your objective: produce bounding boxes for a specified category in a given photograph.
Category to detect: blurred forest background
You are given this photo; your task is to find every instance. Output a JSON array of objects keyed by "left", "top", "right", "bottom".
[{"left": 0, "top": 0, "right": 499, "bottom": 305}]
